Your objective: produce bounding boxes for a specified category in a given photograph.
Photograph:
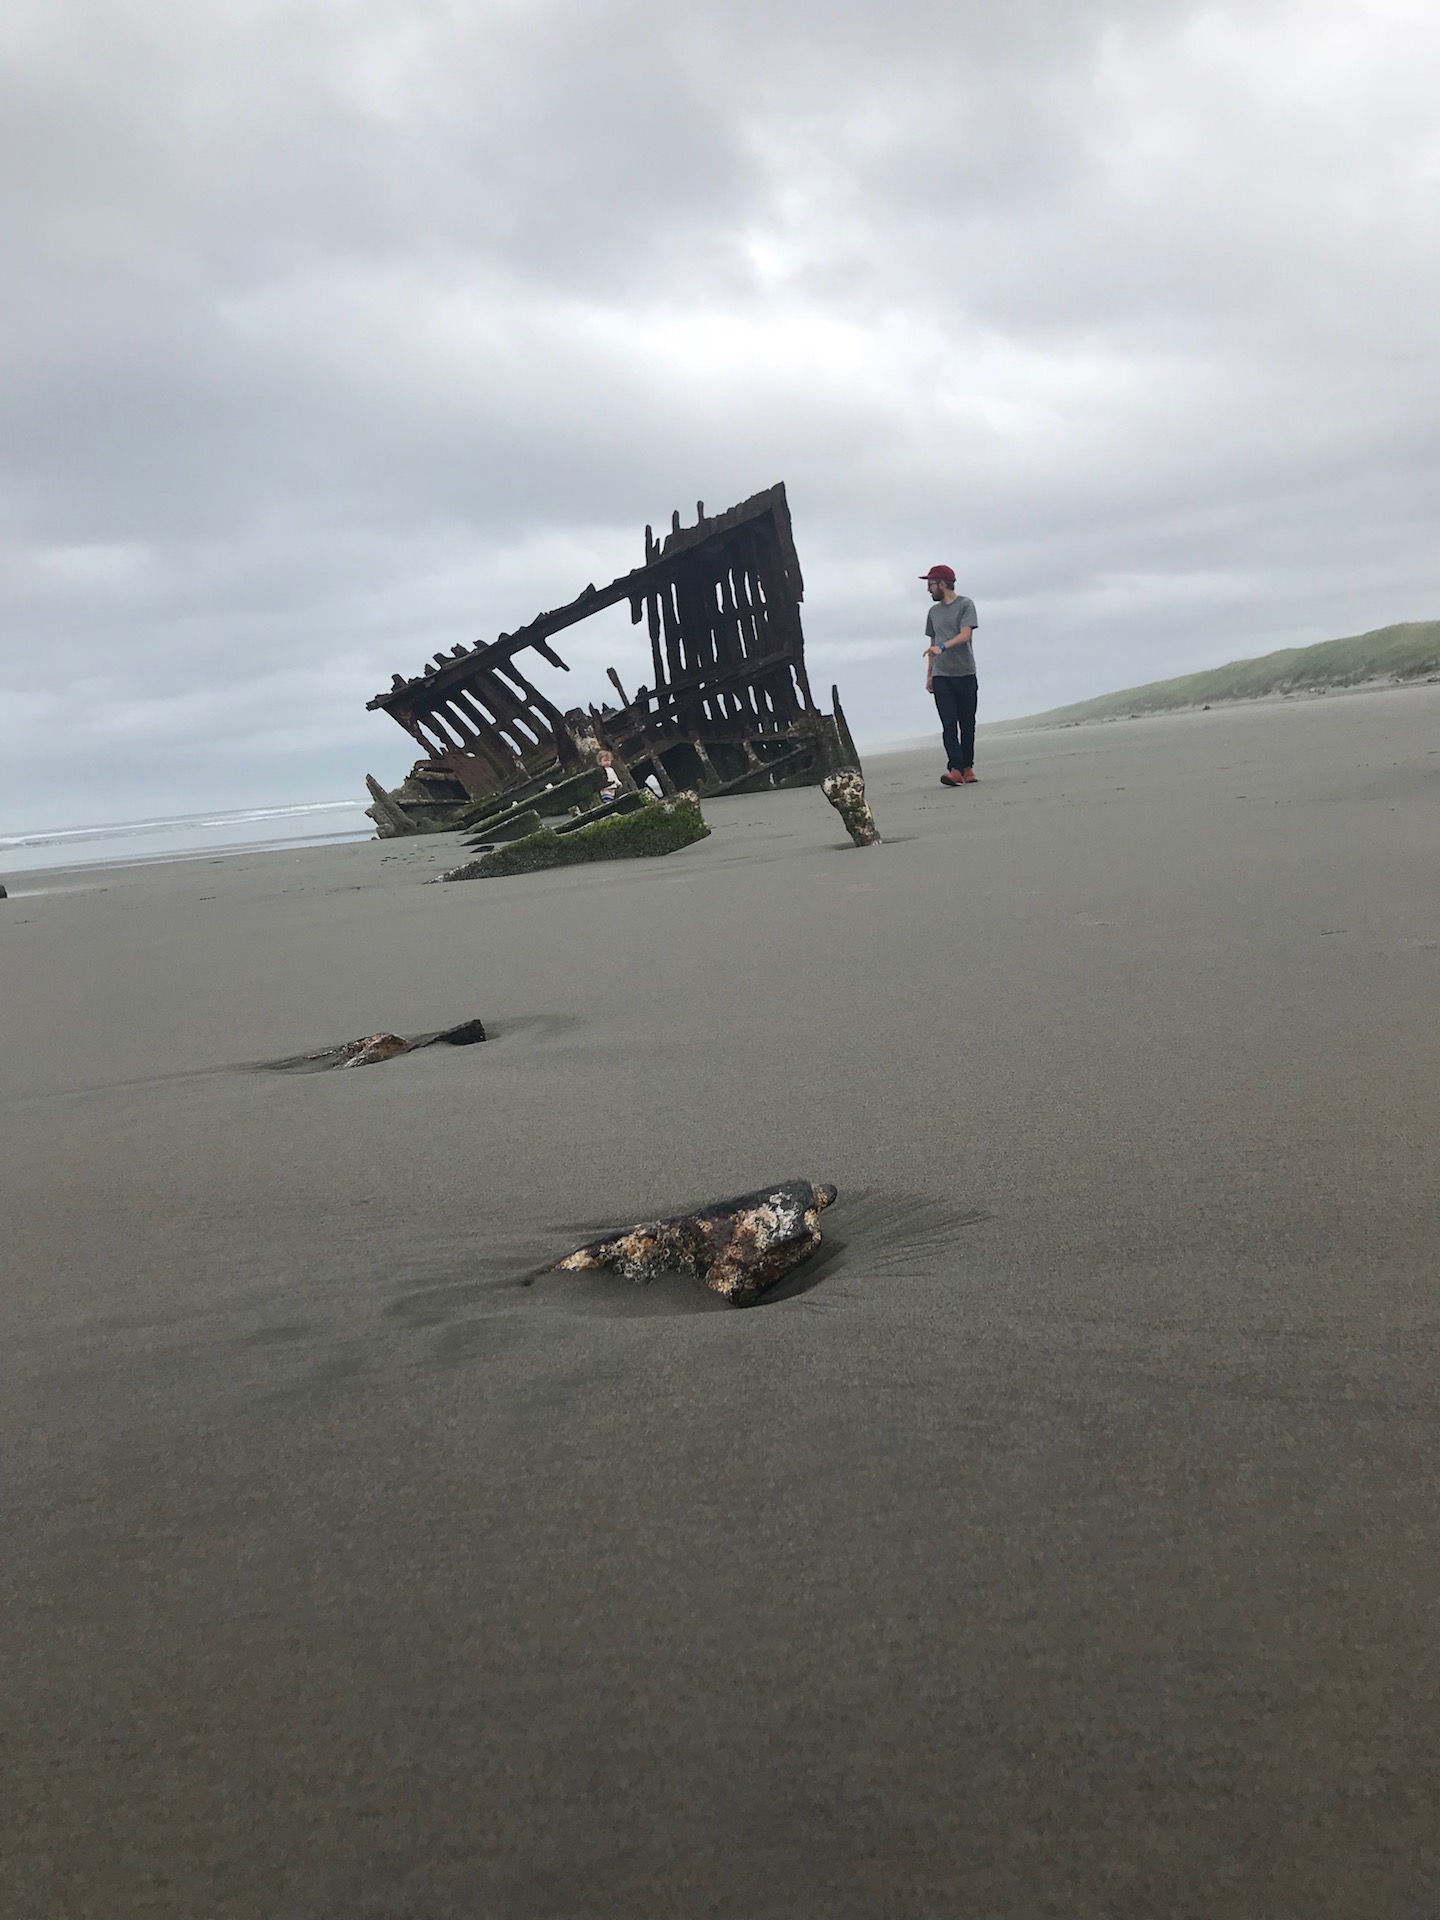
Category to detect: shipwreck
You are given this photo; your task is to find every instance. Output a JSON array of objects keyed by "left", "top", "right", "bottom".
[{"left": 364, "top": 483, "right": 860, "bottom": 837}]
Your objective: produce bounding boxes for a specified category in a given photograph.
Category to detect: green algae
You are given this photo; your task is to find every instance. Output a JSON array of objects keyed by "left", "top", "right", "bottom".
[{"left": 438, "top": 792, "right": 709, "bottom": 882}]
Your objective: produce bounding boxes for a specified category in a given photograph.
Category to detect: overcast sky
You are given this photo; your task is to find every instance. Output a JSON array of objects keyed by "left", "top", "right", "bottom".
[{"left": 3, "top": 0, "right": 1438, "bottom": 828}]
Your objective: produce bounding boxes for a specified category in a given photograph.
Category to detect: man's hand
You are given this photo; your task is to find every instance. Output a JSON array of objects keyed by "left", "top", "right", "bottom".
[{"left": 925, "top": 644, "right": 942, "bottom": 659}]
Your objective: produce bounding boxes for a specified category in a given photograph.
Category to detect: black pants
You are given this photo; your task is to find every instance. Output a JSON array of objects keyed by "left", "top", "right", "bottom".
[{"left": 933, "top": 673, "right": 978, "bottom": 772}]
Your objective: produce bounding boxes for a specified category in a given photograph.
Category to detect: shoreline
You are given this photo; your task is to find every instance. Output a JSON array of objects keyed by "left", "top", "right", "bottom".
[
  {"left": 0, "top": 800, "right": 372, "bottom": 882},
  {"left": 10, "top": 672, "right": 1431, "bottom": 885},
  {"left": 0, "top": 825, "right": 379, "bottom": 893}
]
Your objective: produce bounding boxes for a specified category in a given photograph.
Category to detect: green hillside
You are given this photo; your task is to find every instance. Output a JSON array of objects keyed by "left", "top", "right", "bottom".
[{"left": 1003, "top": 620, "right": 1440, "bottom": 729}]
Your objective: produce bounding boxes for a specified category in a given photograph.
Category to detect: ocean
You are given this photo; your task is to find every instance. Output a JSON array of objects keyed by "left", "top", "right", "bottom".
[{"left": 0, "top": 800, "right": 375, "bottom": 878}]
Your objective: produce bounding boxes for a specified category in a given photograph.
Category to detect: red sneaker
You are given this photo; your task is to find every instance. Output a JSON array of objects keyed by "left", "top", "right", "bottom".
[
  {"left": 959, "top": 768, "right": 979, "bottom": 783},
  {"left": 940, "top": 770, "right": 965, "bottom": 786}
]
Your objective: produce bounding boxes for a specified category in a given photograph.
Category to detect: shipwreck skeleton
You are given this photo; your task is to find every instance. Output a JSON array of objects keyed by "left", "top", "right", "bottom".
[{"left": 364, "top": 484, "right": 860, "bottom": 836}]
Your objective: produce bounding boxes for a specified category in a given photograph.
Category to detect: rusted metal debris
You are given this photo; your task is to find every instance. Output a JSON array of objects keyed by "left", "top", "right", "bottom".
[
  {"left": 364, "top": 484, "right": 861, "bottom": 836},
  {"left": 268, "top": 1018, "right": 488, "bottom": 1071},
  {"left": 553, "top": 1180, "right": 838, "bottom": 1307}
]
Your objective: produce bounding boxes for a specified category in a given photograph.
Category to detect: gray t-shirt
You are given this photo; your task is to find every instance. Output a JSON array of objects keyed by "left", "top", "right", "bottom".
[{"left": 926, "top": 595, "right": 978, "bottom": 677}]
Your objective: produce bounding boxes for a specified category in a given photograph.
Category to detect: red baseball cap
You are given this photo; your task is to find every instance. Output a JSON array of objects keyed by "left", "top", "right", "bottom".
[{"left": 921, "top": 563, "right": 955, "bottom": 584}]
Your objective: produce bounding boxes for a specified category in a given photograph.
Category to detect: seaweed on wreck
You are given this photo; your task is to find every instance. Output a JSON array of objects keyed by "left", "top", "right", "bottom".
[{"left": 437, "top": 792, "right": 709, "bottom": 882}]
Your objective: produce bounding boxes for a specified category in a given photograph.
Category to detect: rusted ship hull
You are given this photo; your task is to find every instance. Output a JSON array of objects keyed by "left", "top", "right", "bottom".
[{"left": 363, "top": 485, "right": 859, "bottom": 836}]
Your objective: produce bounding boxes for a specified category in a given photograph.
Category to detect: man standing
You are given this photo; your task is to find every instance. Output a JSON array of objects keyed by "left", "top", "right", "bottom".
[{"left": 921, "top": 564, "right": 979, "bottom": 786}]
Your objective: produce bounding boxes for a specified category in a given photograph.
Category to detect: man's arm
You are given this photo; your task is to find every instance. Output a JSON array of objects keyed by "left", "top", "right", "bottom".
[{"left": 926, "top": 626, "right": 973, "bottom": 659}]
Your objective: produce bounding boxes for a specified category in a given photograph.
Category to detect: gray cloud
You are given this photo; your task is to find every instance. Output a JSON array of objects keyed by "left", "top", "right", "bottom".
[{"left": 2, "top": 0, "right": 1438, "bottom": 827}]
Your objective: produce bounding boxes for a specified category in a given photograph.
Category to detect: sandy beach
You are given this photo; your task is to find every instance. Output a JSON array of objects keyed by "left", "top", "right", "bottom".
[{"left": 4, "top": 686, "right": 1438, "bottom": 1918}]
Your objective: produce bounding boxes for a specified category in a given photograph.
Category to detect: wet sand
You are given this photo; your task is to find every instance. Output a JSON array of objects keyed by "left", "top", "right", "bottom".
[{"left": 4, "top": 688, "right": 1438, "bottom": 1918}]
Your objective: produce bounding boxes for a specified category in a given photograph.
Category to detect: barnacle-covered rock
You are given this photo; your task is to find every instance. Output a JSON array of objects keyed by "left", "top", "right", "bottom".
[
  {"left": 271, "top": 1018, "right": 487, "bottom": 1072},
  {"left": 555, "top": 1180, "right": 838, "bottom": 1306},
  {"left": 822, "top": 767, "right": 881, "bottom": 847},
  {"left": 337, "top": 1033, "right": 413, "bottom": 1067}
]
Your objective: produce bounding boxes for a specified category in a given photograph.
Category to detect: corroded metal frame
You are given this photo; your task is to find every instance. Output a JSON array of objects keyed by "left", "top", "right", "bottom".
[{"left": 366, "top": 484, "right": 857, "bottom": 827}]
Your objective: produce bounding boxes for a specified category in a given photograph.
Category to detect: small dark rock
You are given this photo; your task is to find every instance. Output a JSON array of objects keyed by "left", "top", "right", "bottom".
[{"left": 425, "top": 1018, "right": 487, "bottom": 1047}]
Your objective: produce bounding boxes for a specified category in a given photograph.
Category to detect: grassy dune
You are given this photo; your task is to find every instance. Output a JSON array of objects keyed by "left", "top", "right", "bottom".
[{"left": 1003, "top": 619, "right": 1440, "bottom": 729}]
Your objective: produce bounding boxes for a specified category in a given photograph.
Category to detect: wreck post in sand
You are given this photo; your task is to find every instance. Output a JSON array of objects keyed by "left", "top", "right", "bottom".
[{"left": 363, "top": 484, "right": 861, "bottom": 836}]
